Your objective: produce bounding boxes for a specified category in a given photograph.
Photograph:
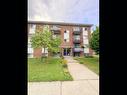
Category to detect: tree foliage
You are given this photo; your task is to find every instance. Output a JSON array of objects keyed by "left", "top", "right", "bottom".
[
  {"left": 30, "top": 25, "right": 61, "bottom": 57},
  {"left": 89, "top": 26, "right": 99, "bottom": 54},
  {"left": 49, "top": 37, "right": 61, "bottom": 53}
]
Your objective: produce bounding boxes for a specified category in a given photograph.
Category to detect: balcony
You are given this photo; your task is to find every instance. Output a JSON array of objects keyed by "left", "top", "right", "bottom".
[
  {"left": 52, "top": 35, "right": 60, "bottom": 38},
  {"left": 73, "top": 39, "right": 81, "bottom": 43},
  {"left": 52, "top": 30, "right": 60, "bottom": 34},
  {"left": 73, "top": 31, "right": 81, "bottom": 34},
  {"left": 73, "top": 37, "right": 81, "bottom": 43},
  {"left": 73, "top": 48, "right": 83, "bottom": 52},
  {"left": 51, "top": 26, "right": 61, "bottom": 31},
  {"left": 73, "top": 27, "right": 81, "bottom": 34},
  {"left": 51, "top": 26, "right": 61, "bottom": 34}
]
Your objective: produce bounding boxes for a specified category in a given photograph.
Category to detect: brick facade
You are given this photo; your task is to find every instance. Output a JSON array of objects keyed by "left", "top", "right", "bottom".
[{"left": 28, "top": 21, "right": 93, "bottom": 57}]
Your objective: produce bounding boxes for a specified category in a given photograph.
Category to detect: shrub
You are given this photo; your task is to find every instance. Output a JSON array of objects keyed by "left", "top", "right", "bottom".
[
  {"left": 61, "top": 59, "right": 68, "bottom": 68},
  {"left": 61, "top": 56, "right": 64, "bottom": 59},
  {"left": 61, "top": 59, "right": 67, "bottom": 64},
  {"left": 63, "top": 59, "right": 67, "bottom": 64},
  {"left": 80, "top": 61, "right": 84, "bottom": 64},
  {"left": 63, "top": 64, "right": 67, "bottom": 68}
]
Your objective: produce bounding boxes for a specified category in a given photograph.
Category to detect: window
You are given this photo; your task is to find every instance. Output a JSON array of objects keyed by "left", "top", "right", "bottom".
[
  {"left": 64, "top": 30, "right": 69, "bottom": 42},
  {"left": 85, "top": 27, "right": 87, "bottom": 31}
]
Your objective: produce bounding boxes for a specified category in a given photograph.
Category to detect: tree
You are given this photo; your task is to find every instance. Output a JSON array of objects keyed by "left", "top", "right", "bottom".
[
  {"left": 48, "top": 37, "right": 61, "bottom": 56},
  {"left": 89, "top": 26, "right": 99, "bottom": 54},
  {"left": 30, "top": 25, "right": 61, "bottom": 58}
]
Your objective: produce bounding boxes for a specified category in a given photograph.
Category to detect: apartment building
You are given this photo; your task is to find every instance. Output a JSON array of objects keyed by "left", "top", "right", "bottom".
[{"left": 28, "top": 21, "right": 93, "bottom": 58}]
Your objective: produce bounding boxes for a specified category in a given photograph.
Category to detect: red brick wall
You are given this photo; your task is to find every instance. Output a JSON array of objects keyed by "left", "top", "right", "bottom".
[
  {"left": 60, "top": 26, "right": 73, "bottom": 48},
  {"left": 28, "top": 23, "right": 92, "bottom": 57},
  {"left": 33, "top": 48, "right": 42, "bottom": 58}
]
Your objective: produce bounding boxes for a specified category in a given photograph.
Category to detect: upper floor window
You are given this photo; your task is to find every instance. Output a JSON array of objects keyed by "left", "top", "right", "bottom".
[{"left": 64, "top": 30, "right": 69, "bottom": 42}]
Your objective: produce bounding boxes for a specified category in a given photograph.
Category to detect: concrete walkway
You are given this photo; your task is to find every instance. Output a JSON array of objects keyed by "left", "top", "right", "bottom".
[
  {"left": 64, "top": 56, "right": 99, "bottom": 80},
  {"left": 28, "top": 56, "right": 99, "bottom": 95}
]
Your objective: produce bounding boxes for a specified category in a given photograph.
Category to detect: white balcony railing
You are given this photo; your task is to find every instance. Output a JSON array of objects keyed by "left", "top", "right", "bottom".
[
  {"left": 73, "top": 27, "right": 80, "bottom": 31},
  {"left": 50, "top": 26, "right": 61, "bottom": 31}
]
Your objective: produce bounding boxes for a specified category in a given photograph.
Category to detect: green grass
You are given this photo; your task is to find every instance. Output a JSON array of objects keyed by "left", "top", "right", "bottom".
[
  {"left": 74, "top": 56, "right": 99, "bottom": 75},
  {"left": 28, "top": 58, "right": 73, "bottom": 82}
]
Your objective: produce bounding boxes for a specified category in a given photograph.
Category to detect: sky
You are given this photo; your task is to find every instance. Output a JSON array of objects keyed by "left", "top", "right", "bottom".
[{"left": 28, "top": 0, "right": 99, "bottom": 30}]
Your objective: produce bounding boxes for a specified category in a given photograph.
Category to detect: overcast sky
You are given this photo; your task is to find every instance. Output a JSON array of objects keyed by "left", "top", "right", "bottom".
[{"left": 28, "top": 0, "right": 99, "bottom": 30}]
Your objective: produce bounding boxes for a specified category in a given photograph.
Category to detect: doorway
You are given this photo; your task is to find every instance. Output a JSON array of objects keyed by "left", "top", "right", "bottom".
[{"left": 63, "top": 48, "right": 71, "bottom": 56}]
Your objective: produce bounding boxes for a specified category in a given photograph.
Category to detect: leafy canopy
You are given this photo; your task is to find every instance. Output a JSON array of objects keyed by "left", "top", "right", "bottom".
[
  {"left": 30, "top": 25, "right": 61, "bottom": 55},
  {"left": 89, "top": 26, "right": 99, "bottom": 54}
]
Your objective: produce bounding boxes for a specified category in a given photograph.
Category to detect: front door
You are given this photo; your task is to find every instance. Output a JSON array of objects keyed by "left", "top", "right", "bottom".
[{"left": 63, "top": 48, "right": 71, "bottom": 56}]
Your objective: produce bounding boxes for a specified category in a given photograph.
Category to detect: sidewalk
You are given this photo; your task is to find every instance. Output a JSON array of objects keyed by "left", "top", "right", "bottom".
[
  {"left": 64, "top": 56, "right": 99, "bottom": 80},
  {"left": 28, "top": 56, "right": 99, "bottom": 95}
]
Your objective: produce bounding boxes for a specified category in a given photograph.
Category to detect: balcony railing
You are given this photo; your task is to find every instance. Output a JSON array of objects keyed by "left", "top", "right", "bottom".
[
  {"left": 50, "top": 26, "right": 61, "bottom": 31},
  {"left": 51, "top": 26, "right": 61, "bottom": 34},
  {"left": 73, "top": 31, "right": 81, "bottom": 34},
  {"left": 73, "top": 39, "right": 81, "bottom": 43},
  {"left": 73, "top": 27, "right": 80, "bottom": 31},
  {"left": 73, "top": 27, "right": 81, "bottom": 34},
  {"left": 73, "top": 48, "right": 83, "bottom": 52}
]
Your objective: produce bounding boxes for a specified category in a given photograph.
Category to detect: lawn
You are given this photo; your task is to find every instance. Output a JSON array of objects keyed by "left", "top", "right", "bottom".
[
  {"left": 28, "top": 58, "right": 73, "bottom": 82},
  {"left": 74, "top": 56, "right": 99, "bottom": 75}
]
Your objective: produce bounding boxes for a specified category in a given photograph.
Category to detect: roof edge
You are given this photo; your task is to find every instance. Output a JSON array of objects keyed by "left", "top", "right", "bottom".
[{"left": 28, "top": 21, "right": 93, "bottom": 27}]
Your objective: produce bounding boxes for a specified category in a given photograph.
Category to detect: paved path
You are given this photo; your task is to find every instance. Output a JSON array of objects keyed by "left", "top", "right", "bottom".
[
  {"left": 28, "top": 56, "right": 99, "bottom": 95},
  {"left": 64, "top": 56, "right": 99, "bottom": 80}
]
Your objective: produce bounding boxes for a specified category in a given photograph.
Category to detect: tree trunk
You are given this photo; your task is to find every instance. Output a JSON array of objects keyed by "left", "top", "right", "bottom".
[
  {"left": 48, "top": 50, "right": 52, "bottom": 57},
  {"left": 44, "top": 47, "right": 45, "bottom": 57},
  {"left": 41, "top": 46, "right": 47, "bottom": 63}
]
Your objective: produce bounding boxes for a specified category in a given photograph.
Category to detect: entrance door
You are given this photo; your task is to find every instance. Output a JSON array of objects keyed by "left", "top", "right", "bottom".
[
  {"left": 63, "top": 48, "right": 67, "bottom": 56},
  {"left": 63, "top": 48, "right": 71, "bottom": 56}
]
